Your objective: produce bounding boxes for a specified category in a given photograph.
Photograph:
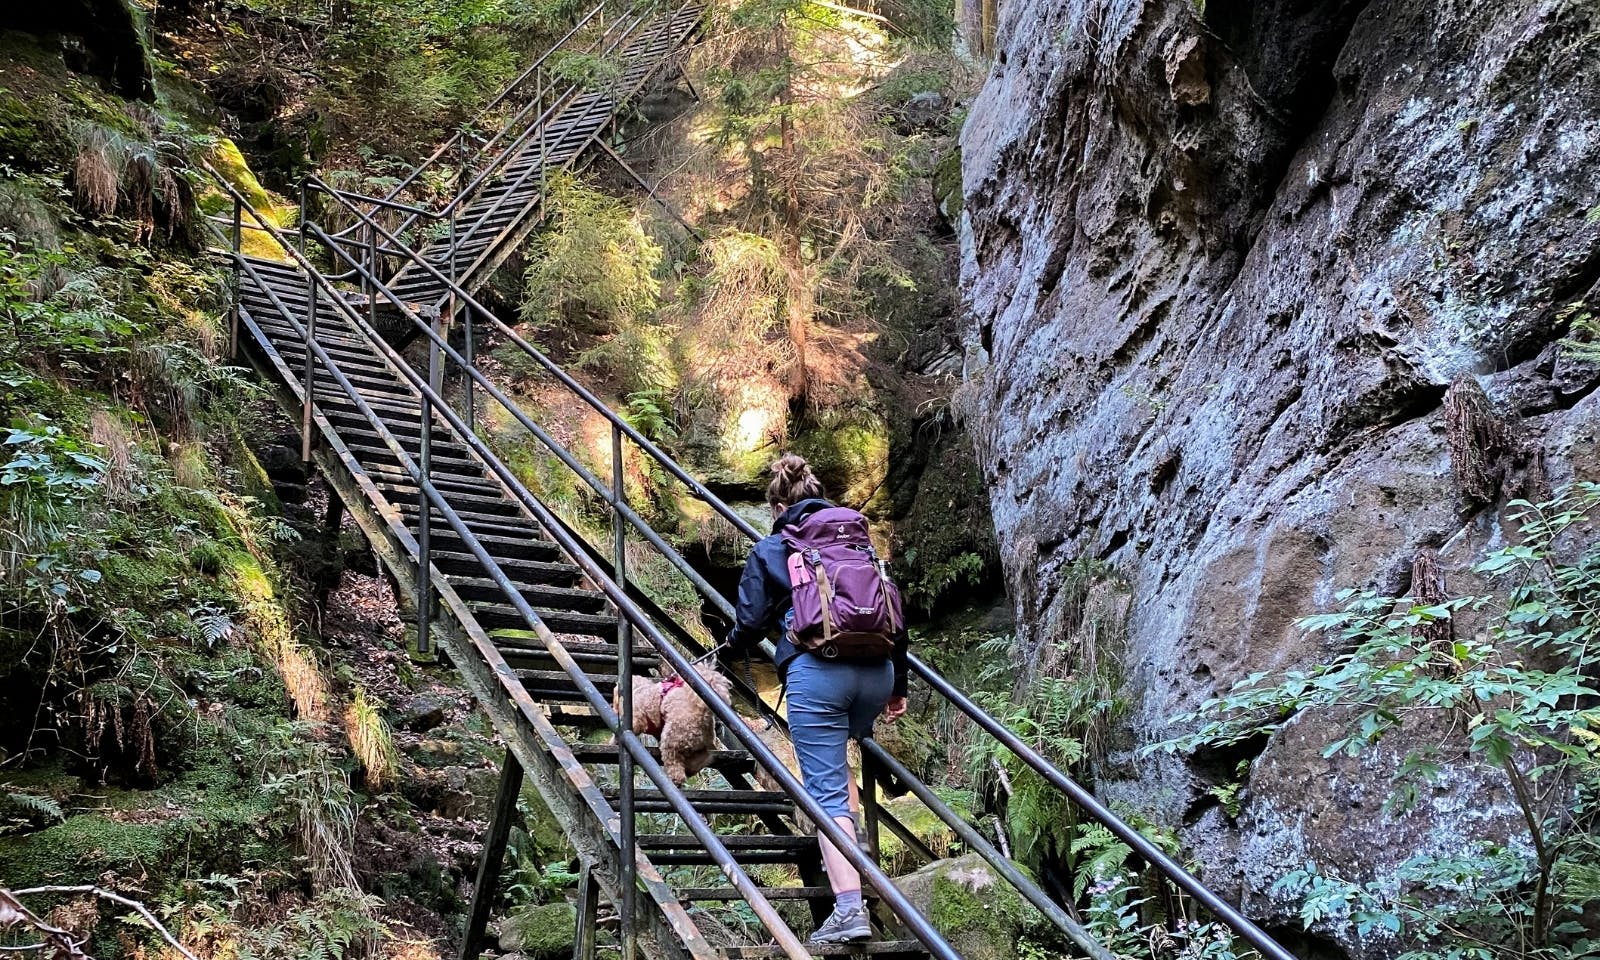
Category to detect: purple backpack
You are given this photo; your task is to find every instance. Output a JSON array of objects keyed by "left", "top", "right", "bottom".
[{"left": 782, "top": 506, "right": 904, "bottom": 660}]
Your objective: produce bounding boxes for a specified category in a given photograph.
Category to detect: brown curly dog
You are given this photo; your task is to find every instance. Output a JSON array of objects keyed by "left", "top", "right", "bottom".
[{"left": 614, "top": 663, "right": 732, "bottom": 785}]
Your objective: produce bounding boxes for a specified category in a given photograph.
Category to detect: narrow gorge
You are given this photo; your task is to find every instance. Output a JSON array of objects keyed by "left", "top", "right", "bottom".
[{"left": 1, "top": 0, "right": 1596, "bottom": 958}]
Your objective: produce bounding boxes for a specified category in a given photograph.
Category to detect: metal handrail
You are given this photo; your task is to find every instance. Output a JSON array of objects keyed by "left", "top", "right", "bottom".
[
  {"left": 378, "top": 2, "right": 608, "bottom": 204},
  {"left": 389, "top": 6, "right": 659, "bottom": 242},
  {"left": 205, "top": 178, "right": 814, "bottom": 960},
  {"left": 305, "top": 179, "right": 745, "bottom": 608},
  {"left": 302, "top": 184, "right": 1124, "bottom": 959},
  {"left": 217, "top": 182, "right": 973, "bottom": 958},
  {"left": 420, "top": 2, "right": 687, "bottom": 259}
]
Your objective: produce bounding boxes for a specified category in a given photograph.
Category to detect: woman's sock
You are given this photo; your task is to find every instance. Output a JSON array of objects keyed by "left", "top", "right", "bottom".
[{"left": 835, "top": 890, "right": 863, "bottom": 914}]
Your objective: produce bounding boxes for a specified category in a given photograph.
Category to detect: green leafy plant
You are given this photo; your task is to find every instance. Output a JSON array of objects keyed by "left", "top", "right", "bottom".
[
  {"left": 546, "top": 50, "right": 624, "bottom": 88},
  {"left": 232, "top": 889, "right": 388, "bottom": 960},
  {"left": 623, "top": 388, "right": 679, "bottom": 444},
  {"left": 0, "top": 791, "right": 66, "bottom": 834},
  {"left": 903, "top": 548, "right": 986, "bottom": 610},
  {"left": 965, "top": 639, "right": 1124, "bottom": 869},
  {"left": 1155, "top": 483, "right": 1600, "bottom": 958},
  {"left": 2, "top": 423, "right": 107, "bottom": 505},
  {"left": 521, "top": 173, "right": 663, "bottom": 339},
  {"left": 255, "top": 721, "right": 361, "bottom": 893},
  {"left": 503, "top": 814, "right": 581, "bottom": 908},
  {"left": 1560, "top": 300, "right": 1599, "bottom": 364}
]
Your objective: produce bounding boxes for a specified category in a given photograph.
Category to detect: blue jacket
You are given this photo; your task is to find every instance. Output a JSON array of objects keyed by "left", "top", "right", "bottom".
[{"left": 725, "top": 498, "right": 909, "bottom": 696}]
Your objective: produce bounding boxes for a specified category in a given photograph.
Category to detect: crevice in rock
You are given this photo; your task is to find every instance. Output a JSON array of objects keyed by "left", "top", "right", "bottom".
[
  {"left": 1494, "top": 242, "right": 1600, "bottom": 372},
  {"left": 1261, "top": 923, "right": 1352, "bottom": 960},
  {"left": 1098, "top": 527, "right": 1129, "bottom": 559},
  {"left": 1205, "top": 0, "right": 1373, "bottom": 246},
  {"left": 1204, "top": 0, "right": 1372, "bottom": 143}
]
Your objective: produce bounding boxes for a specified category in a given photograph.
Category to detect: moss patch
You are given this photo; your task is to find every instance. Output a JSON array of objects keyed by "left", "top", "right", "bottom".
[
  {"left": 202, "top": 138, "right": 294, "bottom": 260},
  {"left": 932, "top": 146, "right": 963, "bottom": 222},
  {"left": 498, "top": 901, "right": 578, "bottom": 958},
  {"left": 896, "top": 853, "right": 1042, "bottom": 960}
]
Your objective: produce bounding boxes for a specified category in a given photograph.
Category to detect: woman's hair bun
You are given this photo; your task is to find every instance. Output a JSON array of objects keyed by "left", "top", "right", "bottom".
[
  {"left": 766, "top": 453, "right": 823, "bottom": 506},
  {"left": 773, "top": 453, "right": 811, "bottom": 482}
]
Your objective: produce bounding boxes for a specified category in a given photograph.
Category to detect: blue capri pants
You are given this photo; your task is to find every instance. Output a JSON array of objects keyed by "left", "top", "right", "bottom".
[{"left": 785, "top": 654, "right": 894, "bottom": 820}]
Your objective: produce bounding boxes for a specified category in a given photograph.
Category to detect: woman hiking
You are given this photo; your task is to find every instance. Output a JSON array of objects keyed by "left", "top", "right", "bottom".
[{"left": 722, "top": 453, "right": 909, "bottom": 944}]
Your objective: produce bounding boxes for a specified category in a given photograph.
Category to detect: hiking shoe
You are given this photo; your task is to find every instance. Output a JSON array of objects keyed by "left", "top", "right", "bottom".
[{"left": 808, "top": 905, "right": 871, "bottom": 944}]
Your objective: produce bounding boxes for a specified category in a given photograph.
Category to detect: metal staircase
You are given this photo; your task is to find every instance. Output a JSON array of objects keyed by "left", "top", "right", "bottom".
[{"left": 201, "top": 5, "right": 1303, "bottom": 960}]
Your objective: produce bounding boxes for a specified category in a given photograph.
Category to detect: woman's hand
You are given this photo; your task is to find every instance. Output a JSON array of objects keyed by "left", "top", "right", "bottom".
[{"left": 883, "top": 696, "right": 908, "bottom": 721}]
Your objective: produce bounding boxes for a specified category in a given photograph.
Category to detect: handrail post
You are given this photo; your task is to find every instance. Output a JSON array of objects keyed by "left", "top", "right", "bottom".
[
  {"left": 454, "top": 136, "right": 473, "bottom": 433},
  {"left": 460, "top": 750, "right": 524, "bottom": 960},
  {"left": 861, "top": 750, "right": 882, "bottom": 867},
  {"left": 299, "top": 211, "right": 317, "bottom": 465},
  {"left": 613, "top": 422, "right": 636, "bottom": 960},
  {"left": 367, "top": 221, "right": 379, "bottom": 335},
  {"left": 417, "top": 316, "right": 440, "bottom": 658},
  {"left": 538, "top": 70, "right": 548, "bottom": 200},
  {"left": 417, "top": 387, "right": 433, "bottom": 659},
  {"left": 228, "top": 197, "right": 242, "bottom": 359}
]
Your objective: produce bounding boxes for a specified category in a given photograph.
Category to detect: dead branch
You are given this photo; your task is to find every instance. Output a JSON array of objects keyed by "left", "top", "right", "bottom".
[
  {"left": 0, "top": 889, "right": 88, "bottom": 958},
  {"left": 8, "top": 887, "right": 201, "bottom": 960}
]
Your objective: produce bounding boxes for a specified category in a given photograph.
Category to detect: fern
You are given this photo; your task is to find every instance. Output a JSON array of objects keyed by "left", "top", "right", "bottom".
[
  {"left": 5, "top": 791, "right": 65, "bottom": 823},
  {"left": 190, "top": 602, "right": 235, "bottom": 647},
  {"left": 1069, "top": 824, "right": 1131, "bottom": 899},
  {"left": 232, "top": 890, "right": 386, "bottom": 959}
]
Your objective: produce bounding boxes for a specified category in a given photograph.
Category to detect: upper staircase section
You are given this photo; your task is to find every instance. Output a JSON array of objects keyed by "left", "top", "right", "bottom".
[{"left": 340, "top": 2, "right": 702, "bottom": 319}]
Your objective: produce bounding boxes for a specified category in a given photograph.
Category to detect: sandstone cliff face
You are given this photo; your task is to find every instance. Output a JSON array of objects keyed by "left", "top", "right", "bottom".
[{"left": 958, "top": 0, "right": 1600, "bottom": 949}]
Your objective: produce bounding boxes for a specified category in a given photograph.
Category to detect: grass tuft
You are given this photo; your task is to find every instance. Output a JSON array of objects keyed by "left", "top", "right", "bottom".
[
  {"left": 71, "top": 128, "right": 119, "bottom": 217},
  {"left": 344, "top": 686, "right": 399, "bottom": 792}
]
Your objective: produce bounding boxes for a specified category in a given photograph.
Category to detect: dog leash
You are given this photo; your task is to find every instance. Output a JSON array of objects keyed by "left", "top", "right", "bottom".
[
  {"left": 695, "top": 642, "right": 787, "bottom": 730},
  {"left": 689, "top": 642, "right": 727, "bottom": 667}
]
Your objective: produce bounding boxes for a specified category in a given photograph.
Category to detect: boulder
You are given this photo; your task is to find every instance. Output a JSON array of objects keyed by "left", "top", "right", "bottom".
[
  {"left": 497, "top": 901, "right": 577, "bottom": 958},
  {"left": 897, "top": 90, "right": 949, "bottom": 132},
  {"left": 396, "top": 694, "right": 450, "bottom": 733},
  {"left": 895, "top": 853, "right": 1040, "bottom": 960}
]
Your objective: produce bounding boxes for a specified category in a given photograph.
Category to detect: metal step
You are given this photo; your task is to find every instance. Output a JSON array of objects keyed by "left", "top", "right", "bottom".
[
  {"left": 679, "top": 887, "right": 832, "bottom": 902},
  {"left": 600, "top": 788, "right": 795, "bottom": 816},
  {"left": 452, "top": 575, "right": 608, "bottom": 612},
  {"left": 637, "top": 834, "right": 814, "bottom": 865},
  {"left": 496, "top": 643, "right": 659, "bottom": 672},
  {"left": 569, "top": 744, "right": 754, "bottom": 776},
  {"left": 427, "top": 528, "right": 565, "bottom": 563},
  {"left": 384, "top": 480, "right": 520, "bottom": 512},
  {"left": 468, "top": 601, "right": 615, "bottom": 637},
  {"left": 514, "top": 668, "right": 617, "bottom": 701},
  {"left": 718, "top": 944, "right": 927, "bottom": 959}
]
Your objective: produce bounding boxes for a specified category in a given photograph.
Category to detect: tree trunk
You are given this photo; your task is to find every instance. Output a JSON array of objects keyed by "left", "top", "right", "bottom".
[{"left": 776, "top": 21, "right": 808, "bottom": 403}]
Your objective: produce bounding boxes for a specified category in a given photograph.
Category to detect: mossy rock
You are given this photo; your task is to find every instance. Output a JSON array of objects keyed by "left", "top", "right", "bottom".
[
  {"left": 878, "top": 790, "right": 970, "bottom": 871},
  {"left": 0, "top": 89, "right": 68, "bottom": 172},
  {"left": 895, "top": 853, "right": 1042, "bottom": 960},
  {"left": 792, "top": 417, "right": 890, "bottom": 512},
  {"left": 203, "top": 138, "right": 294, "bottom": 260},
  {"left": 519, "top": 786, "right": 574, "bottom": 864},
  {"left": 498, "top": 901, "right": 578, "bottom": 958},
  {"left": 932, "top": 147, "right": 963, "bottom": 224}
]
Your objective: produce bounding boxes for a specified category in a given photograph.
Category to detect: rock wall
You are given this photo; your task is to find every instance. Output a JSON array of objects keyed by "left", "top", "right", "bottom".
[{"left": 957, "top": 0, "right": 1599, "bottom": 949}]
